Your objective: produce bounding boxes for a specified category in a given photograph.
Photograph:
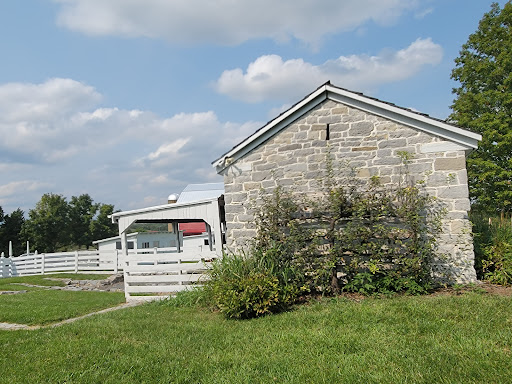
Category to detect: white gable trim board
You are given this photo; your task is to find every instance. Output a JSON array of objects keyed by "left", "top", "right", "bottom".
[{"left": 212, "top": 83, "right": 482, "bottom": 173}]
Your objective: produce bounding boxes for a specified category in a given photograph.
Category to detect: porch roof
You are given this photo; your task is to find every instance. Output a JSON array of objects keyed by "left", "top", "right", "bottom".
[{"left": 111, "top": 197, "right": 222, "bottom": 236}]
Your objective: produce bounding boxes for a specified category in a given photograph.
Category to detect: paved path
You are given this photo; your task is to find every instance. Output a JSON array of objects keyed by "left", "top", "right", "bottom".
[{"left": 0, "top": 301, "right": 142, "bottom": 331}]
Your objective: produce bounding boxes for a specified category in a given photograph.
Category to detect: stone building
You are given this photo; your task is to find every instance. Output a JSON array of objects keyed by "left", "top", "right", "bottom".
[{"left": 212, "top": 83, "right": 481, "bottom": 283}]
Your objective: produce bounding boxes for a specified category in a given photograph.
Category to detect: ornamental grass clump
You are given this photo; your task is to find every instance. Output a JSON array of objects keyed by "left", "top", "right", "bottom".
[{"left": 205, "top": 251, "right": 299, "bottom": 319}]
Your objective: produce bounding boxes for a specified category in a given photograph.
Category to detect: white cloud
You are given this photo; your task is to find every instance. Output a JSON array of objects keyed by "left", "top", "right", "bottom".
[
  {"left": 215, "top": 38, "right": 443, "bottom": 103},
  {"left": 0, "top": 78, "right": 101, "bottom": 122},
  {"left": 0, "top": 181, "right": 51, "bottom": 198},
  {"left": 415, "top": 7, "right": 434, "bottom": 19},
  {"left": 141, "top": 138, "right": 191, "bottom": 166},
  {"left": 0, "top": 78, "right": 104, "bottom": 163},
  {"left": 134, "top": 112, "right": 260, "bottom": 170},
  {"left": 0, "top": 78, "right": 261, "bottom": 212},
  {"left": 53, "top": 0, "right": 419, "bottom": 45}
]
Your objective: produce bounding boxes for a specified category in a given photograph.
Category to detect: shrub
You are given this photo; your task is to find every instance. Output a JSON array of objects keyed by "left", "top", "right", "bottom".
[
  {"left": 249, "top": 152, "right": 443, "bottom": 296},
  {"left": 205, "top": 252, "right": 298, "bottom": 319},
  {"left": 210, "top": 153, "right": 444, "bottom": 319},
  {"left": 471, "top": 212, "right": 512, "bottom": 286}
]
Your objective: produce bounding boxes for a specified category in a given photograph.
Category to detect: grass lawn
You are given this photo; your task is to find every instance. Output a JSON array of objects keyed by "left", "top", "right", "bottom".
[
  {"left": 0, "top": 274, "right": 125, "bottom": 325},
  {"left": 0, "top": 273, "right": 111, "bottom": 288},
  {"left": 0, "top": 288, "right": 511, "bottom": 383}
]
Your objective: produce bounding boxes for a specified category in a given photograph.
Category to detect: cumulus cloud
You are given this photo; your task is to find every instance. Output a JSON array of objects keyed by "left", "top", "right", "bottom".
[
  {"left": 53, "top": 0, "right": 419, "bottom": 45},
  {"left": 0, "top": 78, "right": 104, "bottom": 163},
  {"left": 215, "top": 38, "right": 443, "bottom": 103},
  {"left": 134, "top": 112, "right": 260, "bottom": 170},
  {"left": 0, "top": 181, "right": 51, "bottom": 198},
  {"left": 0, "top": 181, "right": 53, "bottom": 209},
  {"left": 0, "top": 78, "right": 261, "bottom": 212}
]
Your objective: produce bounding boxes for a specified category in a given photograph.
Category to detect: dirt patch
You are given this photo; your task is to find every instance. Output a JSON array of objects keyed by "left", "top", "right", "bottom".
[
  {"left": 43, "top": 274, "right": 124, "bottom": 292},
  {"left": 433, "top": 281, "right": 512, "bottom": 297},
  {"left": 8, "top": 274, "right": 125, "bottom": 292},
  {"left": 0, "top": 290, "right": 28, "bottom": 295},
  {"left": 306, "top": 281, "right": 512, "bottom": 303}
]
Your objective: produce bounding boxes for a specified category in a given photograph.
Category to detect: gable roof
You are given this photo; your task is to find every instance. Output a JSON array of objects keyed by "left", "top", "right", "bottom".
[{"left": 212, "top": 82, "right": 482, "bottom": 173}]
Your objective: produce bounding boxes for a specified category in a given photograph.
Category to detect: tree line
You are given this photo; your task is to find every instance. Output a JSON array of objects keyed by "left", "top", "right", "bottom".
[
  {"left": 450, "top": 1, "right": 512, "bottom": 214},
  {"left": 0, "top": 193, "right": 119, "bottom": 256}
]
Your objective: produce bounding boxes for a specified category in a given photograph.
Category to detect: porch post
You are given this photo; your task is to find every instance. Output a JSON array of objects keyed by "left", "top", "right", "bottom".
[
  {"left": 206, "top": 223, "right": 213, "bottom": 251},
  {"left": 211, "top": 201, "right": 223, "bottom": 257},
  {"left": 120, "top": 230, "right": 130, "bottom": 300}
]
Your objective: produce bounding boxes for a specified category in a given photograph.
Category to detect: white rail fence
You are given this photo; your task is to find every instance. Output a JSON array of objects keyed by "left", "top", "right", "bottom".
[
  {"left": 123, "top": 247, "right": 215, "bottom": 302},
  {"left": 1, "top": 247, "right": 215, "bottom": 301},
  {"left": 0, "top": 250, "right": 122, "bottom": 278}
]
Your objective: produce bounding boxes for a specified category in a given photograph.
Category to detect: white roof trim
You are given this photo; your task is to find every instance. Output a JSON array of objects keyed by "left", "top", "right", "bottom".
[
  {"left": 325, "top": 85, "right": 481, "bottom": 148},
  {"left": 212, "top": 83, "right": 482, "bottom": 173},
  {"left": 111, "top": 197, "right": 219, "bottom": 222},
  {"left": 212, "top": 85, "right": 328, "bottom": 171}
]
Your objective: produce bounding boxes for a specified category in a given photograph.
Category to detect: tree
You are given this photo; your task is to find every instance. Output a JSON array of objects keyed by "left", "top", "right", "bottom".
[
  {"left": 450, "top": 1, "right": 512, "bottom": 213},
  {"left": 68, "top": 194, "right": 99, "bottom": 249},
  {"left": 90, "top": 204, "right": 118, "bottom": 242},
  {"left": 23, "top": 193, "right": 69, "bottom": 253},
  {"left": 0, "top": 209, "right": 26, "bottom": 256}
]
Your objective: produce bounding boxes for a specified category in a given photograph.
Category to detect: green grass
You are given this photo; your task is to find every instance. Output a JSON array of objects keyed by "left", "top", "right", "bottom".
[
  {"left": 48, "top": 273, "right": 114, "bottom": 280},
  {"left": 0, "top": 275, "right": 68, "bottom": 287},
  {"left": 0, "top": 274, "right": 125, "bottom": 325},
  {"left": 0, "top": 291, "right": 510, "bottom": 383},
  {"left": 0, "top": 273, "right": 110, "bottom": 289},
  {"left": 0, "top": 289, "right": 125, "bottom": 325}
]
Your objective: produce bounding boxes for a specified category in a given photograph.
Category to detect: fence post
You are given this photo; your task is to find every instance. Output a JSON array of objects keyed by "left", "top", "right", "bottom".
[
  {"left": 178, "top": 258, "right": 183, "bottom": 285},
  {"left": 74, "top": 251, "right": 79, "bottom": 273},
  {"left": 8, "top": 257, "right": 12, "bottom": 277},
  {"left": 41, "top": 253, "right": 45, "bottom": 275},
  {"left": 114, "top": 250, "right": 119, "bottom": 274}
]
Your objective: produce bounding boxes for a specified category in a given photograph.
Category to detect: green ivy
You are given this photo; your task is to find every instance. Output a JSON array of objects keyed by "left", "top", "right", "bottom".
[
  {"left": 208, "top": 153, "right": 447, "bottom": 319},
  {"left": 250, "top": 152, "right": 445, "bottom": 296}
]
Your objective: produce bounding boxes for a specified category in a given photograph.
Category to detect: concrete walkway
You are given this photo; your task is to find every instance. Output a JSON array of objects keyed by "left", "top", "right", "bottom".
[{"left": 0, "top": 301, "right": 143, "bottom": 331}]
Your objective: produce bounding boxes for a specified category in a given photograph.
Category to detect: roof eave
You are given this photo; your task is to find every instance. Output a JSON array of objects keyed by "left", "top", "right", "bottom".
[
  {"left": 111, "top": 197, "right": 220, "bottom": 223},
  {"left": 212, "top": 84, "right": 482, "bottom": 174},
  {"left": 324, "top": 85, "right": 482, "bottom": 149},
  {"left": 212, "top": 84, "right": 330, "bottom": 172}
]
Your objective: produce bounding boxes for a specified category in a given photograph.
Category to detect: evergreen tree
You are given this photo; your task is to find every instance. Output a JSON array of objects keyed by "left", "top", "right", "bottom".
[{"left": 450, "top": 1, "right": 512, "bottom": 212}]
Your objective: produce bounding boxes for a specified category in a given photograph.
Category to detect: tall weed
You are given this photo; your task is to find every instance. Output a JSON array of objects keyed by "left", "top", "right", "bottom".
[{"left": 471, "top": 212, "right": 512, "bottom": 285}]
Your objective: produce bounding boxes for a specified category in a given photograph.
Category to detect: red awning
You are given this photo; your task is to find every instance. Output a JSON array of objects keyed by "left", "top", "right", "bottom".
[{"left": 179, "top": 222, "right": 206, "bottom": 236}]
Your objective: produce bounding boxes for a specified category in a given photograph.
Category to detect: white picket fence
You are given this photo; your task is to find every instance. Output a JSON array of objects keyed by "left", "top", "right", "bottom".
[
  {"left": 0, "top": 250, "right": 121, "bottom": 278},
  {"left": 122, "top": 247, "right": 215, "bottom": 302},
  {"left": 0, "top": 247, "right": 216, "bottom": 302}
]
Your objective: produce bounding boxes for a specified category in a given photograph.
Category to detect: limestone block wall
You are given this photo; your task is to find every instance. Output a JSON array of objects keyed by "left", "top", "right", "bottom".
[{"left": 221, "top": 100, "right": 476, "bottom": 283}]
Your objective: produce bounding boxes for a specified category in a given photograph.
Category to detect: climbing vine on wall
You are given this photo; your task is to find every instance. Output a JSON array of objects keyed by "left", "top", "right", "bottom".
[
  {"left": 208, "top": 152, "right": 447, "bottom": 319},
  {"left": 250, "top": 151, "right": 447, "bottom": 295}
]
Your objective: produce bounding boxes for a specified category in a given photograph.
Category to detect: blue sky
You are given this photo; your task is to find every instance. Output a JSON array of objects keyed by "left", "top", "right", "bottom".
[{"left": 0, "top": 0, "right": 507, "bottom": 215}]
